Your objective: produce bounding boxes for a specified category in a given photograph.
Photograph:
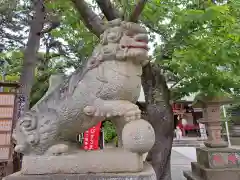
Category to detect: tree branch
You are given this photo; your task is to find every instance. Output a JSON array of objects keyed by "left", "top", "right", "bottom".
[
  {"left": 71, "top": 0, "right": 105, "bottom": 37},
  {"left": 129, "top": 0, "right": 148, "bottom": 22},
  {"left": 95, "top": 0, "right": 120, "bottom": 20},
  {"left": 40, "top": 6, "right": 61, "bottom": 35},
  {"left": 41, "top": 20, "right": 60, "bottom": 34}
]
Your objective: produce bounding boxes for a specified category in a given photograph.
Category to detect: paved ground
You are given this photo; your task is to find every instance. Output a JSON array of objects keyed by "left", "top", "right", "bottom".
[
  {"left": 172, "top": 147, "right": 197, "bottom": 161},
  {"left": 141, "top": 147, "right": 195, "bottom": 180},
  {"left": 171, "top": 147, "right": 196, "bottom": 180},
  {"left": 171, "top": 151, "right": 192, "bottom": 180}
]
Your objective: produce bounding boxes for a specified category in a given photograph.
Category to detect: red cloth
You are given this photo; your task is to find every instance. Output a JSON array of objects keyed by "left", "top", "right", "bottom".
[
  {"left": 176, "top": 122, "right": 199, "bottom": 133},
  {"left": 184, "top": 124, "right": 199, "bottom": 130},
  {"left": 176, "top": 122, "right": 184, "bottom": 133},
  {"left": 83, "top": 122, "right": 102, "bottom": 150}
]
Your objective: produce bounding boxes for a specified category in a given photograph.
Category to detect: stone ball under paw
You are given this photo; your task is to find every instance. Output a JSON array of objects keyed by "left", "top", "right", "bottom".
[{"left": 122, "top": 119, "right": 155, "bottom": 154}]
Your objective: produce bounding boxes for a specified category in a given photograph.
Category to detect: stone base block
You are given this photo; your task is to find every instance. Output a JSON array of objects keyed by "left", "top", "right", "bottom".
[
  {"left": 21, "top": 148, "right": 143, "bottom": 175},
  {"left": 204, "top": 140, "right": 228, "bottom": 148},
  {"left": 183, "top": 171, "right": 202, "bottom": 180},
  {"left": 196, "top": 147, "right": 240, "bottom": 169},
  {"left": 3, "top": 163, "right": 156, "bottom": 180},
  {"left": 184, "top": 162, "right": 240, "bottom": 180}
]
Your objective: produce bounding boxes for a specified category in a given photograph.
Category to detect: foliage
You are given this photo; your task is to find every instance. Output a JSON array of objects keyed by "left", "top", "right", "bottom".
[
  {"left": 3, "top": 0, "right": 240, "bottom": 105},
  {"left": 0, "top": 48, "right": 67, "bottom": 106},
  {"left": 0, "top": 0, "right": 94, "bottom": 106},
  {"left": 0, "top": 0, "right": 29, "bottom": 51},
  {"left": 139, "top": 0, "right": 240, "bottom": 100},
  {"left": 46, "top": 0, "right": 99, "bottom": 69},
  {"left": 170, "top": 3, "right": 240, "bottom": 95},
  {"left": 102, "top": 120, "right": 117, "bottom": 143},
  {"left": 226, "top": 103, "right": 240, "bottom": 123}
]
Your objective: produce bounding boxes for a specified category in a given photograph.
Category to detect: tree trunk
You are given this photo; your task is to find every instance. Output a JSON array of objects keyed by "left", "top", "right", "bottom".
[
  {"left": 142, "top": 63, "right": 174, "bottom": 180},
  {"left": 19, "top": 0, "right": 45, "bottom": 111}
]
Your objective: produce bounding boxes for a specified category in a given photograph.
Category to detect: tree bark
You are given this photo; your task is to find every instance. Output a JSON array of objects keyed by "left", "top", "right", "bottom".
[
  {"left": 19, "top": 0, "right": 46, "bottom": 111},
  {"left": 129, "top": 0, "right": 148, "bottom": 22},
  {"left": 95, "top": 0, "right": 120, "bottom": 20},
  {"left": 142, "top": 63, "right": 174, "bottom": 180},
  {"left": 71, "top": 0, "right": 105, "bottom": 37}
]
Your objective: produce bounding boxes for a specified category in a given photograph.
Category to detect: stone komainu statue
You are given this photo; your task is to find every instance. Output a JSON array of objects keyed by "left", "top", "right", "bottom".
[{"left": 13, "top": 19, "right": 155, "bottom": 156}]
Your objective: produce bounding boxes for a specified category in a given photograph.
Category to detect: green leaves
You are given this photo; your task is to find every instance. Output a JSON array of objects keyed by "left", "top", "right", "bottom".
[
  {"left": 2, "top": 0, "right": 240, "bottom": 103},
  {"left": 145, "top": 1, "right": 240, "bottom": 99},
  {"left": 103, "top": 121, "right": 117, "bottom": 143}
]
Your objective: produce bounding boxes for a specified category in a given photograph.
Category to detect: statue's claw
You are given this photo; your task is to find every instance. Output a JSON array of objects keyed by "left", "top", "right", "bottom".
[{"left": 85, "top": 99, "right": 141, "bottom": 122}]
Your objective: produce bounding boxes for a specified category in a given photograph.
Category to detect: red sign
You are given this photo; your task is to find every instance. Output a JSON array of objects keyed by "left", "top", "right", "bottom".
[{"left": 83, "top": 122, "right": 101, "bottom": 150}]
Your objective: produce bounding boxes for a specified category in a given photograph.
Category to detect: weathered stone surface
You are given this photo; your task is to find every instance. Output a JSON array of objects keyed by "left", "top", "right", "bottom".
[
  {"left": 196, "top": 147, "right": 240, "bottom": 169},
  {"left": 183, "top": 171, "right": 202, "bottom": 180},
  {"left": 21, "top": 149, "right": 143, "bottom": 175},
  {"left": 184, "top": 147, "right": 240, "bottom": 180},
  {"left": 4, "top": 163, "right": 156, "bottom": 180},
  {"left": 194, "top": 98, "right": 229, "bottom": 148},
  {"left": 204, "top": 141, "right": 228, "bottom": 148},
  {"left": 13, "top": 19, "right": 154, "bottom": 161},
  {"left": 122, "top": 120, "right": 155, "bottom": 154},
  {"left": 184, "top": 162, "right": 240, "bottom": 180}
]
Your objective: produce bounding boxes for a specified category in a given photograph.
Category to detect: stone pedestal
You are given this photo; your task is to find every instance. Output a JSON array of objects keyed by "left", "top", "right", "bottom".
[
  {"left": 183, "top": 147, "right": 240, "bottom": 180},
  {"left": 20, "top": 149, "right": 143, "bottom": 174},
  {"left": 3, "top": 163, "right": 156, "bottom": 180},
  {"left": 3, "top": 149, "right": 156, "bottom": 180}
]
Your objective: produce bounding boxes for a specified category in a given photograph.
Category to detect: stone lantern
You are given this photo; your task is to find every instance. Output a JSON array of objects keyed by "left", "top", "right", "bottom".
[
  {"left": 184, "top": 93, "right": 240, "bottom": 180},
  {"left": 192, "top": 93, "right": 233, "bottom": 148}
]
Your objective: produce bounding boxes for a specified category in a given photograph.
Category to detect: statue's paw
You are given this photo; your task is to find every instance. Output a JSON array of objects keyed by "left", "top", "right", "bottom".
[
  {"left": 45, "top": 144, "right": 69, "bottom": 156},
  {"left": 124, "top": 108, "right": 141, "bottom": 121}
]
